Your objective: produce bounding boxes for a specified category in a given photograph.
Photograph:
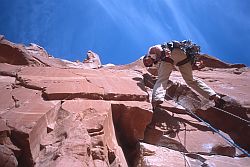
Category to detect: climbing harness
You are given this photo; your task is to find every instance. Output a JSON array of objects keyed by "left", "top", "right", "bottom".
[{"left": 161, "top": 40, "right": 200, "bottom": 66}]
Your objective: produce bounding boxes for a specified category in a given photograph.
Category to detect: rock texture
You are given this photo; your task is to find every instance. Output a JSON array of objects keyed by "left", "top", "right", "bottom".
[
  {"left": 0, "top": 37, "right": 249, "bottom": 167},
  {"left": 0, "top": 35, "right": 102, "bottom": 69},
  {"left": 83, "top": 50, "right": 102, "bottom": 69},
  {"left": 196, "top": 54, "right": 246, "bottom": 69}
]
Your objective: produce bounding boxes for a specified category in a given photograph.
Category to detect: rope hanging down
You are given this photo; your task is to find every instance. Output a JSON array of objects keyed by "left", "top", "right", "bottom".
[
  {"left": 176, "top": 130, "right": 190, "bottom": 167},
  {"left": 164, "top": 94, "right": 250, "bottom": 157}
]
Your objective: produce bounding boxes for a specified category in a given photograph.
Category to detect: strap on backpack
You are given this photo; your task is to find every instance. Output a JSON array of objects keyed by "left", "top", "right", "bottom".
[
  {"left": 161, "top": 40, "right": 199, "bottom": 66},
  {"left": 160, "top": 46, "right": 174, "bottom": 65},
  {"left": 176, "top": 57, "right": 191, "bottom": 66}
]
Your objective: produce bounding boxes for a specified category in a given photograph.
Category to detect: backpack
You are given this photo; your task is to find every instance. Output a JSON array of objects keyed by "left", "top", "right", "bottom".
[{"left": 161, "top": 40, "right": 200, "bottom": 66}]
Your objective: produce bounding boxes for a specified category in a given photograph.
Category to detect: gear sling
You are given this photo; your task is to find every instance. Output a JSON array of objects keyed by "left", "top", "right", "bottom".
[{"left": 160, "top": 40, "right": 200, "bottom": 66}]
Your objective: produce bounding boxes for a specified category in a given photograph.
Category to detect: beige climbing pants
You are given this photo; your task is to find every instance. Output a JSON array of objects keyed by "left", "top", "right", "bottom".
[{"left": 152, "top": 48, "right": 216, "bottom": 102}]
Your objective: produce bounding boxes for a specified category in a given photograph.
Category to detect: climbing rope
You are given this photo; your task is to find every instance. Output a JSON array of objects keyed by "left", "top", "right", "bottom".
[
  {"left": 185, "top": 95, "right": 250, "bottom": 124},
  {"left": 183, "top": 123, "right": 187, "bottom": 149},
  {"left": 145, "top": 77, "right": 250, "bottom": 155},
  {"left": 176, "top": 130, "right": 190, "bottom": 167},
  {"left": 146, "top": 78, "right": 249, "bottom": 124},
  {"left": 164, "top": 94, "right": 250, "bottom": 157}
]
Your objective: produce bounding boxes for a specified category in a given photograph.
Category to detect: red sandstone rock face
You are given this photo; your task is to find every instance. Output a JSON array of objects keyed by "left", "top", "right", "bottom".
[
  {"left": 135, "top": 142, "right": 203, "bottom": 166},
  {"left": 0, "top": 36, "right": 35, "bottom": 66},
  {"left": 0, "top": 35, "right": 102, "bottom": 69},
  {"left": 0, "top": 62, "right": 149, "bottom": 166},
  {"left": 83, "top": 50, "right": 102, "bottom": 69},
  {"left": 197, "top": 54, "right": 246, "bottom": 68},
  {"left": 0, "top": 36, "right": 68, "bottom": 68},
  {"left": 0, "top": 37, "right": 249, "bottom": 167},
  {"left": 26, "top": 43, "right": 52, "bottom": 59}
]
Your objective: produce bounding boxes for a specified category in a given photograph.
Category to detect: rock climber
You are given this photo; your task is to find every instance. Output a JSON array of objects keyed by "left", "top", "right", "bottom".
[{"left": 143, "top": 40, "right": 223, "bottom": 108}]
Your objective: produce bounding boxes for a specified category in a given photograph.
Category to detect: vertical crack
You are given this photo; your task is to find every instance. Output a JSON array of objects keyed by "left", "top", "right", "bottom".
[{"left": 11, "top": 95, "right": 20, "bottom": 108}]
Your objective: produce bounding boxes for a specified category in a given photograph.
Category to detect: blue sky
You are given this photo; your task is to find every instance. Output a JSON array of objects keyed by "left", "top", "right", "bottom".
[{"left": 1, "top": 0, "right": 250, "bottom": 66}]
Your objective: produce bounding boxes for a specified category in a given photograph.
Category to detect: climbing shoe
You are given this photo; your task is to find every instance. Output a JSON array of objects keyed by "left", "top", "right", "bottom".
[{"left": 211, "top": 94, "right": 226, "bottom": 108}]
